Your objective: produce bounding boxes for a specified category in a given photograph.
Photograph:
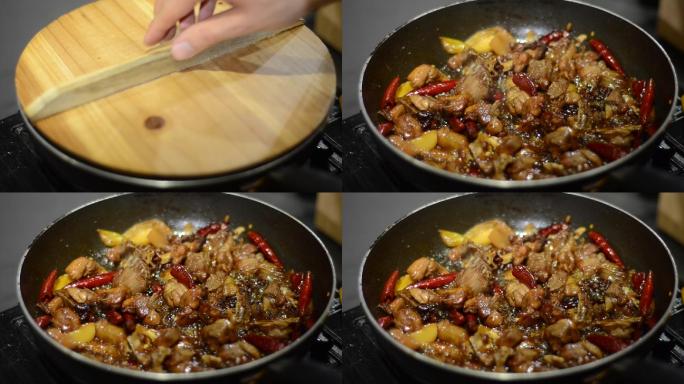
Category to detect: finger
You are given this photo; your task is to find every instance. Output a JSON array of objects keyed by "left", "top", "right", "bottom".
[
  {"left": 144, "top": 0, "right": 198, "bottom": 45},
  {"left": 198, "top": 0, "right": 217, "bottom": 22},
  {"left": 154, "top": 0, "right": 164, "bottom": 16},
  {"left": 171, "top": 9, "right": 255, "bottom": 60}
]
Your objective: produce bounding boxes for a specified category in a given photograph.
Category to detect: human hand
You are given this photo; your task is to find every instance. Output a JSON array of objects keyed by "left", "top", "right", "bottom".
[{"left": 144, "top": 0, "right": 327, "bottom": 60}]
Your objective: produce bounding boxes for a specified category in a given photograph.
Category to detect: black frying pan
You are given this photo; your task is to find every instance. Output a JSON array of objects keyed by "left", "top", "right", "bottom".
[
  {"left": 359, "top": 193, "right": 678, "bottom": 382},
  {"left": 16, "top": 193, "right": 336, "bottom": 383},
  {"left": 359, "top": 0, "right": 679, "bottom": 190}
]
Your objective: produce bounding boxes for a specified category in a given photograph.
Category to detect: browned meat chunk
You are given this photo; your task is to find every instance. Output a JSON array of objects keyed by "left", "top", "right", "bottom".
[
  {"left": 114, "top": 255, "right": 149, "bottom": 294},
  {"left": 65, "top": 257, "right": 100, "bottom": 280}
]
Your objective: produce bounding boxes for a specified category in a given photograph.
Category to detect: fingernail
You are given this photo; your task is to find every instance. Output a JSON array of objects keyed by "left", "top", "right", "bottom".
[{"left": 172, "top": 42, "right": 194, "bottom": 60}]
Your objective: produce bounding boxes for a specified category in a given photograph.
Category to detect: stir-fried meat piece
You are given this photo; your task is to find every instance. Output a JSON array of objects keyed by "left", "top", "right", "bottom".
[
  {"left": 545, "top": 319, "right": 580, "bottom": 351},
  {"left": 106, "top": 243, "right": 132, "bottom": 264},
  {"left": 381, "top": 218, "right": 646, "bottom": 373},
  {"left": 408, "top": 64, "right": 444, "bottom": 88},
  {"left": 379, "top": 26, "right": 649, "bottom": 180},
  {"left": 406, "top": 257, "right": 444, "bottom": 282},
  {"left": 457, "top": 255, "right": 492, "bottom": 296},
  {"left": 394, "top": 113, "right": 423, "bottom": 140},
  {"left": 185, "top": 252, "right": 211, "bottom": 282},
  {"left": 65, "top": 257, "right": 101, "bottom": 280},
  {"left": 36, "top": 217, "right": 309, "bottom": 373},
  {"left": 52, "top": 307, "right": 81, "bottom": 332},
  {"left": 114, "top": 255, "right": 149, "bottom": 294},
  {"left": 459, "top": 62, "right": 492, "bottom": 102},
  {"left": 394, "top": 308, "right": 423, "bottom": 333},
  {"left": 526, "top": 252, "right": 552, "bottom": 283}
]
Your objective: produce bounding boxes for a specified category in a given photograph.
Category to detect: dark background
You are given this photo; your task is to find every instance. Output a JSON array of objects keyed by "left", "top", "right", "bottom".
[
  {"left": 0, "top": 193, "right": 341, "bottom": 312},
  {"left": 342, "top": 0, "right": 680, "bottom": 117},
  {"left": 342, "top": 193, "right": 684, "bottom": 310}
]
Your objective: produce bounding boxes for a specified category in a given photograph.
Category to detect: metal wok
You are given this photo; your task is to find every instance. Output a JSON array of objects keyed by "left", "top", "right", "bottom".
[
  {"left": 16, "top": 193, "right": 336, "bottom": 383},
  {"left": 359, "top": 0, "right": 679, "bottom": 190},
  {"left": 359, "top": 193, "right": 678, "bottom": 382}
]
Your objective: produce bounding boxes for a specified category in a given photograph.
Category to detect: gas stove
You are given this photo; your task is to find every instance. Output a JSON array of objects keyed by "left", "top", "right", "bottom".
[
  {"left": 0, "top": 291, "right": 342, "bottom": 383},
  {"left": 343, "top": 89, "right": 684, "bottom": 191},
  {"left": 342, "top": 295, "right": 684, "bottom": 384}
]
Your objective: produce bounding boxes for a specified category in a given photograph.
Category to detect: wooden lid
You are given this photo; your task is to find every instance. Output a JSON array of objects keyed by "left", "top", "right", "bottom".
[{"left": 15, "top": 0, "right": 336, "bottom": 178}]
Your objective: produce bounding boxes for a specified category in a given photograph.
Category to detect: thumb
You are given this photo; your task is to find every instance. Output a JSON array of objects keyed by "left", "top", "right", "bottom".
[{"left": 171, "top": 9, "right": 254, "bottom": 60}]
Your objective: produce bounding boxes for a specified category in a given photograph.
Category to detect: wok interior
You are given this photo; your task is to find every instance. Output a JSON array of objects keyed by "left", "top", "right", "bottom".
[
  {"left": 362, "top": 0, "right": 675, "bottom": 132},
  {"left": 20, "top": 193, "right": 333, "bottom": 324},
  {"left": 362, "top": 193, "right": 675, "bottom": 330}
]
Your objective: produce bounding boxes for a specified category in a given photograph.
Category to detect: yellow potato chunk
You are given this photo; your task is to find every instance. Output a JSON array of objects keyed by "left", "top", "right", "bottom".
[
  {"left": 409, "top": 323, "right": 438, "bottom": 345},
  {"left": 64, "top": 322, "right": 96, "bottom": 346},
  {"left": 395, "top": 274, "right": 413, "bottom": 293},
  {"left": 53, "top": 274, "right": 72, "bottom": 292},
  {"left": 407, "top": 130, "right": 438, "bottom": 152},
  {"left": 395, "top": 81, "right": 414, "bottom": 99},
  {"left": 97, "top": 229, "right": 125, "bottom": 247},
  {"left": 439, "top": 36, "right": 467, "bottom": 54},
  {"left": 439, "top": 229, "right": 466, "bottom": 247},
  {"left": 123, "top": 219, "right": 172, "bottom": 247}
]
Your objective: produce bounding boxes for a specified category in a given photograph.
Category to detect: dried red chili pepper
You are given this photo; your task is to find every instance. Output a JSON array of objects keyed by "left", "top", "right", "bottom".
[
  {"left": 35, "top": 315, "right": 51, "bottom": 329},
  {"left": 587, "top": 231, "right": 625, "bottom": 268},
  {"left": 247, "top": 231, "right": 284, "bottom": 269},
  {"left": 290, "top": 272, "right": 303, "bottom": 292},
  {"left": 245, "top": 334, "right": 285, "bottom": 354},
  {"left": 378, "top": 122, "right": 394, "bottom": 136},
  {"left": 639, "top": 270, "right": 654, "bottom": 317},
  {"left": 123, "top": 312, "right": 136, "bottom": 332},
  {"left": 407, "top": 272, "right": 457, "bottom": 290},
  {"left": 450, "top": 310, "right": 465, "bottom": 326},
  {"left": 465, "top": 120, "right": 479, "bottom": 139},
  {"left": 407, "top": 80, "right": 457, "bottom": 97},
  {"left": 151, "top": 282, "right": 163, "bottom": 294},
  {"left": 539, "top": 30, "right": 569, "bottom": 45},
  {"left": 586, "top": 142, "right": 625, "bottom": 162},
  {"left": 377, "top": 316, "right": 393, "bottom": 329},
  {"left": 492, "top": 283, "right": 504, "bottom": 296},
  {"left": 298, "top": 271, "right": 313, "bottom": 317},
  {"left": 512, "top": 73, "right": 537, "bottom": 96},
  {"left": 588, "top": 39, "right": 625, "bottom": 76},
  {"left": 38, "top": 269, "right": 58, "bottom": 302},
  {"left": 106, "top": 310, "right": 124, "bottom": 326},
  {"left": 587, "top": 334, "right": 627, "bottom": 354},
  {"left": 632, "top": 272, "right": 645, "bottom": 293},
  {"left": 450, "top": 116, "right": 465, "bottom": 132},
  {"left": 381, "top": 76, "right": 401, "bottom": 110},
  {"left": 380, "top": 270, "right": 400, "bottom": 303},
  {"left": 465, "top": 313, "right": 478, "bottom": 333},
  {"left": 632, "top": 79, "right": 646, "bottom": 100},
  {"left": 493, "top": 90, "right": 504, "bottom": 101},
  {"left": 538, "top": 223, "right": 568, "bottom": 238},
  {"left": 512, "top": 266, "right": 536, "bottom": 289},
  {"left": 640, "top": 78, "right": 655, "bottom": 126},
  {"left": 65, "top": 271, "right": 116, "bottom": 289},
  {"left": 169, "top": 265, "right": 194, "bottom": 289},
  {"left": 196, "top": 223, "right": 222, "bottom": 237}
]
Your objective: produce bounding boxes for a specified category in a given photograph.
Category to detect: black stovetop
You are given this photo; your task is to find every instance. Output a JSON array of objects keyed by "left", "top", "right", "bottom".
[
  {"left": 0, "top": 100, "right": 342, "bottom": 192},
  {"left": 343, "top": 295, "right": 684, "bottom": 384},
  {"left": 0, "top": 292, "right": 342, "bottom": 384},
  {"left": 344, "top": 91, "right": 684, "bottom": 192}
]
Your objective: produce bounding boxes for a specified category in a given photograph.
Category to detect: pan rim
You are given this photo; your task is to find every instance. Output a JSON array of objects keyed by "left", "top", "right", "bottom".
[
  {"left": 357, "top": 192, "right": 679, "bottom": 381},
  {"left": 357, "top": 0, "right": 679, "bottom": 189},
  {"left": 16, "top": 192, "right": 337, "bottom": 381},
  {"left": 16, "top": 97, "right": 336, "bottom": 189}
]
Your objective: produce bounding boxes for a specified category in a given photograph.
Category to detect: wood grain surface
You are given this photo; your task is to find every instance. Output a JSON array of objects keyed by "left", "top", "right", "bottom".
[{"left": 15, "top": 0, "right": 336, "bottom": 178}]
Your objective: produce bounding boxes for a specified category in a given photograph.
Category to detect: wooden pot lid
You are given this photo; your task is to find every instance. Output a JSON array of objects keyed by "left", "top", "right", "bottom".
[{"left": 15, "top": 0, "right": 336, "bottom": 178}]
